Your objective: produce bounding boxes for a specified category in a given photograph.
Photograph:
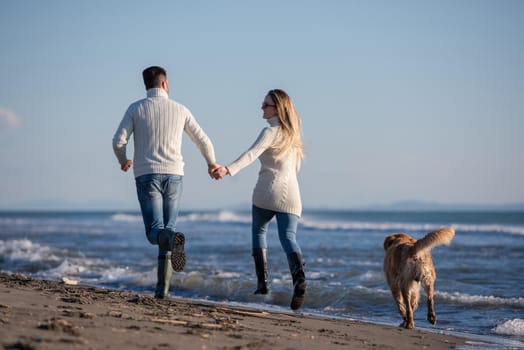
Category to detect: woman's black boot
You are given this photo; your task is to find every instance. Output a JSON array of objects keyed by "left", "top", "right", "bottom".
[
  {"left": 287, "top": 252, "right": 306, "bottom": 310},
  {"left": 252, "top": 248, "right": 268, "bottom": 294}
]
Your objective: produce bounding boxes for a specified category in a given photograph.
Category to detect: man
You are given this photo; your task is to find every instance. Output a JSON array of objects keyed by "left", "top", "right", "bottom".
[{"left": 113, "top": 66, "right": 218, "bottom": 298}]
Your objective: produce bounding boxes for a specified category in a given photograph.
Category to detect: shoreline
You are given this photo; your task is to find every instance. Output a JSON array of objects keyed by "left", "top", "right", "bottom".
[{"left": 0, "top": 272, "right": 482, "bottom": 350}]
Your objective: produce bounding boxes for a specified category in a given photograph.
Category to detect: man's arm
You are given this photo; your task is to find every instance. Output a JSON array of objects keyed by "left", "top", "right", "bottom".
[
  {"left": 112, "top": 106, "right": 134, "bottom": 170},
  {"left": 184, "top": 113, "right": 217, "bottom": 166}
]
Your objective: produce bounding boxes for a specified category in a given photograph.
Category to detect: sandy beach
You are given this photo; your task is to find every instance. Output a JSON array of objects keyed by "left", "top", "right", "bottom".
[{"left": 0, "top": 272, "right": 473, "bottom": 350}]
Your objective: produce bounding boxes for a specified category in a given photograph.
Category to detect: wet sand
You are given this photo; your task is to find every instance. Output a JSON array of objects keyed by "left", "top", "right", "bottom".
[{"left": 0, "top": 272, "right": 469, "bottom": 349}]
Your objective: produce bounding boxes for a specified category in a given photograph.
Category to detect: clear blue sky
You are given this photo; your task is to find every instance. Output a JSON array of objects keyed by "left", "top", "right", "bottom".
[{"left": 1, "top": 1, "right": 523, "bottom": 211}]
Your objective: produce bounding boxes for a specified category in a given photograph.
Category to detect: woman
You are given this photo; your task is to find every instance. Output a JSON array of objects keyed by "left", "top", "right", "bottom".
[{"left": 214, "top": 89, "right": 306, "bottom": 310}]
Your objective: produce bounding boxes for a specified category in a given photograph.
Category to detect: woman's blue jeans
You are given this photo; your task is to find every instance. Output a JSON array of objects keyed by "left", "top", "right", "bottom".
[
  {"left": 251, "top": 205, "right": 302, "bottom": 255},
  {"left": 135, "top": 174, "right": 183, "bottom": 255}
]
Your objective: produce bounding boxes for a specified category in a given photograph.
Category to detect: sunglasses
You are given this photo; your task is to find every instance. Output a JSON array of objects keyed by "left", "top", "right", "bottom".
[{"left": 262, "top": 102, "right": 276, "bottom": 109}]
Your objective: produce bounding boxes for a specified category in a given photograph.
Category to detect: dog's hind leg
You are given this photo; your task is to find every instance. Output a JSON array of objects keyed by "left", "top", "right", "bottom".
[
  {"left": 402, "top": 289, "right": 415, "bottom": 329},
  {"left": 391, "top": 288, "right": 408, "bottom": 327},
  {"left": 410, "top": 285, "right": 420, "bottom": 315},
  {"left": 424, "top": 281, "right": 437, "bottom": 324}
]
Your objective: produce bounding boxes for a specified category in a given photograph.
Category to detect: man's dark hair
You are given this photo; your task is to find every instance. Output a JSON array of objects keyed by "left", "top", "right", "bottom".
[{"left": 142, "top": 66, "right": 167, "bottom": 90}]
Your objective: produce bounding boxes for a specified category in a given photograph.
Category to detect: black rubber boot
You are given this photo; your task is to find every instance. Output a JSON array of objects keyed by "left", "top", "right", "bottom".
[
  {"left": 154, "top": 254, "right": 173, "bottom": 299},
  {"left": 157, "top": 229, "right": 186, "bottom": 272},
  {"left": 252, "top": 248, "right": 268, "bottom": 295},
  {"left": 287, "top": 252, "right": 306, "bottom": 310}
]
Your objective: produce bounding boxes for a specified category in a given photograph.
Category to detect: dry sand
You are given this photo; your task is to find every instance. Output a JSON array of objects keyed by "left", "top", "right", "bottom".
[{"left": 0, "top": 272, "right": 471, "bottom": 349}]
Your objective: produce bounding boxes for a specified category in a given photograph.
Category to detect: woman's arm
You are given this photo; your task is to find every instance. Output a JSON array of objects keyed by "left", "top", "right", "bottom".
[{"left": 226, "top": 126, "right": 277, "bottom": 176}]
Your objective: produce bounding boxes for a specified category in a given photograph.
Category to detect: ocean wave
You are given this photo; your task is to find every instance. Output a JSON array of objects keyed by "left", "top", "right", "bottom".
[
  {"left": 214, "top": 271, "right": 242, "bottom": 279},
  {"left": 0, "top": 239, "right": 144, "bottom": 285},
  {"left": 0, "top": 217, "right": 31, "bottom": 225},
  {"left": 0, "top": 239, "right": 62, "bottom": 262},
  {"left": 41, "top": 258, "right": 89, "bottom": 277},
  {"left": 110, "top": 211, "right": 524, "bottom": 236},
  {"left": 111, "top": 211, "right": 251, "bottom": 224},
  {"left": 179, "top": 211, "right": 251, "bottom": 224},
  {"left": 437, "top": 291, "right": 524, "bottom": 307},
  {"left": 36, "top": 258, "right": 156, "bottom": 288},
  {"left": 99, "top": 266, "right": 137, "bottom": 283},
  {"left": 111, "top": 213, "right": 142, "bottom": 222},
  {"left": 301, "top": 219, "right": 524, "bottom": 236},
  {"left": 300, "top": 219, "right": 438, "bottom": 232},
  {"left": 493, "top": 318, "right": 524, "bottom": 336},
  {"left": 452, "top": 223, "right": 524, "bottom": 236}
]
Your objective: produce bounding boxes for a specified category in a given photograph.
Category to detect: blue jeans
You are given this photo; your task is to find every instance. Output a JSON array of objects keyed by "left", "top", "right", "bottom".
[
  {"left": 135, "top": 174, "right": 183, "bottom": 254},
  {"left": 251, "top": 205, "right": 302, "bottom": 255}
]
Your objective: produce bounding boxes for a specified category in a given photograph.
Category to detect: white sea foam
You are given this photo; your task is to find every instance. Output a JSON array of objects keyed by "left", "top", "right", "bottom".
[
  {"left": 33, "top": 256, "right": 120, "bottom": 283},
  {"left": 214, "top": 271, "right": 241, "bottom": 279},
  {"left": 179, "top": 271, "right": 206, "bottom": 289},
  {"left": 354, "top": 285, "right": 391, "bottom": 296},
  {"left": 0, "top": 239, "right": 61, "bottom": 262},
  {"left": 42, "top": 259, "right": 88, "bottom": 276},
  {"left": 493, "top": 318, "right": 524, "bottom": 336},
  {"left": 359, "top": 270, "right": 384, "bottom": 283},
  {"left": 300, "top": 219, "right": 524, "bottom": 236},
  {"left": 111, "top": 213, "right": 142, "bottom": 222},
  {"left": 99, "top": 266, "right": 135, "bottom": 283},
  {"left": 453, "top": 223, "right": 524, "bottom": 236},
  {"left": 108, "top": 210, "right": 524, "bottom": 236},
  {"left": 111, "top": 211, "right": 251, "bottom": 224},
  {"left": 84, "top": 266, "right": 156, "bottom": 288},
  {"left": 179, "top": 211, "right": 251, "bottom": 224},
  {"left": 308, "top": 271, "right": 336, "bottom": 280},
  {"left": 437, "top": 291, "right": 524, "bottom": 307},
  {"left": 300, "top": 219, "right": 436, "bottom": 232}
]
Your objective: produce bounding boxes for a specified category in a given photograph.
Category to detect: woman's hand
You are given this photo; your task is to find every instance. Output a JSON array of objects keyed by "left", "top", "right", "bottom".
[
  {"left": 208, "top": 163, "right": 221, "bottom": 179},
  {"left": 213, "top": 166, "right": 229, "bottom": 180}
]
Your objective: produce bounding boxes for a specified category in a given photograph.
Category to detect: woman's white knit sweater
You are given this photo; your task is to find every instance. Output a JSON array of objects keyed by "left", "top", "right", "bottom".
[
  {"left": 227, "top": 116, "right": 302, "bottom": 217},
  {"left": 113, "top": 88, "right": 216, "bottom": 177}
]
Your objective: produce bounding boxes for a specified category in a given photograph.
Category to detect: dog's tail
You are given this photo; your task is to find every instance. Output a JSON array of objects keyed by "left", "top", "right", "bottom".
[{"left": 414, "top": 227, "right": 455, "bottom": 256}]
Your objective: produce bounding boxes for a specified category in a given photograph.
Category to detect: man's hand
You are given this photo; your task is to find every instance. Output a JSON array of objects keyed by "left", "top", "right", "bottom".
[
  {"left": 121, "top": 160, "right": 133, "bottom": 172},
  {"left": 213, "top": 166, "right": 229, "bottom": 180},
  {"left": 208, "top": 163, "right": 221, "bottom": 179}
]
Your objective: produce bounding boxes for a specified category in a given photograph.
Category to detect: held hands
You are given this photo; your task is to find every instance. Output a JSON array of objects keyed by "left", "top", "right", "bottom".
[
  {"left": 208, "top": 163, "right": 221, "bottom": 179},
  {"left": 121, "top": 160, "right": 225, "bottom": 179},
  {"left": 208, "top": 163, "right": 228, "bottom": 180},
  {"left": 212, "top": 166, "right": 229, "bottom": 180}
]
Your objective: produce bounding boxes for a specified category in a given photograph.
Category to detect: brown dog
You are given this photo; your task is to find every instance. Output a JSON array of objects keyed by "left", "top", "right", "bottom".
[{"left": 383, "top": 227, "right": 455, "bottom": 329}]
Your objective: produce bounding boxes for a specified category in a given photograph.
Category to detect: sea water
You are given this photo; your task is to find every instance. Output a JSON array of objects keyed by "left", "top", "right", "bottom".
[{"left": 0, "top": 210, "right": 523, "bottom": 348}]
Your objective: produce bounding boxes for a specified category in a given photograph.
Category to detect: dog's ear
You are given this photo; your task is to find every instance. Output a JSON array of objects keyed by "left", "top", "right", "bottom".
[{"left": 384, "top": 235, "right": 396, "bottom": 250}]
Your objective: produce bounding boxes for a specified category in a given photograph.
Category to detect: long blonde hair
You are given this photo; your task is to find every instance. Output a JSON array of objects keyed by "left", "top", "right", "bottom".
[{"left": 267, "top": 89, "right": 304, "bottom": 161}]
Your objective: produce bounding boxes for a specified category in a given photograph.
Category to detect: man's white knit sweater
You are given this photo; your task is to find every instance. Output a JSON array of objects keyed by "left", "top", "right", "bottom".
[
  {"left": 113, "top": 88, "right": 216, "bottom": 177},
  {"left": 227, "top": 116, "right": 302, "bottom": 217}
]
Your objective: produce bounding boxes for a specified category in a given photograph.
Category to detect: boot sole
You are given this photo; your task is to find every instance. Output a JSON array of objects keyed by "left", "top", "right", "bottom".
[
  {"left": 171, "top": 232, "right": 186, "bottom": 272},
  {"left": 254, "top": 287, "right": 268, "bottom": 295},
  {"left": 290, "top": 281, "right": 306, "bottom": 310}
]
